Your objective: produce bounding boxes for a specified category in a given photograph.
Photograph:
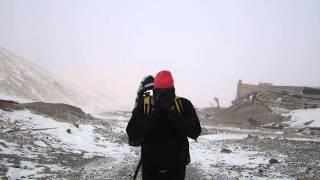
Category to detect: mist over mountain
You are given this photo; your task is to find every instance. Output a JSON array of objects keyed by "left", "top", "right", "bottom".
[
  {"left": 0, "top": 47, "right": 121, "bottom": 112},
  {"left": 0, "top": 47, "right": 80, "bottom": 103}
]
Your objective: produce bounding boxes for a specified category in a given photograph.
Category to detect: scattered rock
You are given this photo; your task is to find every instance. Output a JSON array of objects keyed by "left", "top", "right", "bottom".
[
  {"left": 297, "top": 177, "right": 308, "bottom": 180},
  {"left": 66, "top": 129, "right": 71, "bottom": 134},
  {"left": 201, "top": 127, "right": 209, "bottom": 135},
  {"left": 281, "top": 123, "right": 290, "bottom": 128},
  {"left": 278, "top": 124, "right": 284, "bottom": 130},
  {"left": 247, "top": 134, "right": 254, "bottom": 138},
  {"left": 100, "top": 122, "right": 109, "bottom": 128},
  {"left": 269, "top": 158, "right": 279, "bottom": 164},
  {"left": 248, "top": 118, "right": 260, "bottom": 126},
  {"left": 310, "top": 127, "right": 320, "bottom": 131},
  {"left": 248, "top": 134, "right": 260, "bottom": 140},
  {"left": 259, "top": 169, "right": 263, "bottom": 173},
  {"left": 310, "top": 131, "right": 317, "bottom": 136},
  {"left": 1, "top": 108, "right": 14, "bottom": 112},
  {"left": 0, "top": 142, "right": 8, "bottom": 148},
  {"left": 306, "top": 167, "right": 312, "bottom": 174},
  {"left": 304, "top": 120, "right": 315, "bottom": 126},
  {"left": 221, "top": 148, "right": 232, "bottom": 153},
  {"left": 74, "top": 123, "right": 80, "bottom": 128},
  {"left": 303, "top": 128, "right": 312, "bottom": 135},
  {"left": 247, "top": 134, "right": 259, "bottom": 139}
]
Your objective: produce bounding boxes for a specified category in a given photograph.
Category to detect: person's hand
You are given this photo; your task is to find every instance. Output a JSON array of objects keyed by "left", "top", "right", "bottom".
[
  {"left": 152, "top": 88, "right": 175, "bottom": 111},
  {"left": 137, "top": 75, "right": 154, "bottom": 96},
  {"left": 158, "top": 94, "right": 175, "bottom": 111}
]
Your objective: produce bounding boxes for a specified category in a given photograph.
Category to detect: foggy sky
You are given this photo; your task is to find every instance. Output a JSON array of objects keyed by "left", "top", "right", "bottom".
[{"left": 0, "top": 0, "right": 319, "bottom": 110}]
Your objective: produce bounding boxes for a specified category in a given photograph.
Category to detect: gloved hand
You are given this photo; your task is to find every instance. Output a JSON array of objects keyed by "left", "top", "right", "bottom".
[
  {"left": 153, "top": 89, "right": 175, "bottom": 111},
  {"left": 134, "top": 75, "right": 154, "bottom": 109},
  {"left": 137, "top": 75, "right": 154, "bottom": 96},
  {"left": 158, "top": 94, "right": 174, "bottom": 110}
]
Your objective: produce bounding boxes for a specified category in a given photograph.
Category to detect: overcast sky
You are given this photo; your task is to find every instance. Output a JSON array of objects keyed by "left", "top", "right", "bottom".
[{"left": 0, "top": 0, "right": 319, "bottom": 110}]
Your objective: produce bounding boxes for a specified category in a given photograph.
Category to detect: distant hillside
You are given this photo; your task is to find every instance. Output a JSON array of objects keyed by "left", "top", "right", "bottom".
[{"left": 0, "top": 47, "right": 83, "bottom": 106}]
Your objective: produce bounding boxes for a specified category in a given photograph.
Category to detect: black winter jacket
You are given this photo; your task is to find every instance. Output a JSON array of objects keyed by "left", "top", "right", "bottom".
[{"left": 126, "top": 96, "right": 201, "bottom": 169}]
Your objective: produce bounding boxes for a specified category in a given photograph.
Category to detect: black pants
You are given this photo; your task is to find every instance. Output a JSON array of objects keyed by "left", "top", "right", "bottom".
[{"left": 142, "top": 165, "right": 186, "bottom": 180}]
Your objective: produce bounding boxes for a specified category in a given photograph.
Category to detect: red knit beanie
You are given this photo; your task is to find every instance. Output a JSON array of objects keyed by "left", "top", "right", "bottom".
[{"left": 154, "top": 70, "right": 174, "bottom": 88}]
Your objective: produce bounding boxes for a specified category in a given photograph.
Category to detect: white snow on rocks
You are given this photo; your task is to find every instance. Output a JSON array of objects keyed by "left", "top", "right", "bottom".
[
  {"left": 6, "top": 161, "right": 46, "bottom": 179},
  {"left": 198, "top": 133, "right": 248, "bottom": 141},
  {"left": 284, "top": 108, "right": 320, "bottom": 128},
  {"left": 0, "top": 139, "right": 41, "bottom": 159},
  {"left": 1, "top": 109, "right": 132, "bottom": 158},
  {"left": 4, "top": 160, "right": 69, "bottom": 179},
  {"left": 189, "top": 133, "right": 287, "bottom": 179},
  {"left": 2, "top": 107, "right": 309, "bottom": 179},
  {"left": 0, "top": 109, "right": 136, "bottom": 178}
]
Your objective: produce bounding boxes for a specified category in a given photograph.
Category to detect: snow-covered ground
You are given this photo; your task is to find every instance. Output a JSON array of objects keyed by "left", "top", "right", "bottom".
[
  {"left": 0, "top": 109, "right": 136, "bottom": 179},
  {"left": 1, "top": 108, "right": 320, "bottom": 179},
  {"left": 189, "top": 134, "right": 289, "bottom": 179},
  {"left": 1, "top": 109, "right": 131, "bottom": 157},
  {"left": 284, "top": 108, "right": 320, "bottom": 128}
]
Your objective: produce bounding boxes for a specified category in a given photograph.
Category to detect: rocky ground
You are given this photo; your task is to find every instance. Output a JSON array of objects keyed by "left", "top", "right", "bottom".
[{"left": 1, "top": 102, "right": 320, "bottom": 179}]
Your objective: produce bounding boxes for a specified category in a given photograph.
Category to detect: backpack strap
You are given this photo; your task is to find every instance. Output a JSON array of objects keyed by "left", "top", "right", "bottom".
[
  {"left": 144, "top": 96, "right": 151, "bottom": 115},
  {"left": 144, "top": 96, "right": 183, "bottom": 116},
  {"left": 174, "top": 96, "right": 184, "bottom": 113}
]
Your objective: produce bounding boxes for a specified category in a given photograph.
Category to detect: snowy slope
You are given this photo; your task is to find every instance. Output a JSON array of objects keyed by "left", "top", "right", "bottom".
[{"left": 0, "top": 47, "right": 82, "bottom": 105}]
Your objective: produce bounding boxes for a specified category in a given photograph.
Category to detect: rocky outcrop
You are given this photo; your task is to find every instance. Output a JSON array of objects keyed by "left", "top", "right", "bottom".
[
  {"left": 0, "top": 99, "right": 97, "bottom": 125},
  {"left": 23, "top": 102, "right": 96, "bottom": 124}
]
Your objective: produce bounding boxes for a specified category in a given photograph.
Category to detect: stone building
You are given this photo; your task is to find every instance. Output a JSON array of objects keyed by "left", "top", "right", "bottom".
[{"left": 235, "top": 80, "right": 320, "bottom": 110}]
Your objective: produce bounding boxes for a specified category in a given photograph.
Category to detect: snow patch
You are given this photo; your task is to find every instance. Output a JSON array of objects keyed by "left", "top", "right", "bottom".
[
  {"left": 93, "top": 113, "right": 129, "bottom": 122},
  {"left": 0, "top": 139, "right": 40, "bottom": 159},
  {"left": 189, "top": 133, "right": 287, "bottom": 178},
  {"left": 286, "top": 137, "right": 320, "bottom": 142},
  {"left": 6, "top": 161, "right": 46, "bottom": 179},
  {"left": 1, "top": 109, "right": 133, "bottom": 159},
  {"left": 4, "top": 160, "right": 69, "bottom": 179},
  {"left": 284, "top": 108, "right": 320, "bottom": 128},
  {"left": 1, "top": 109, "right": 136, "bottom": 178},
  {"left": 34, "top": 140, "right": 48, "bottom": 148},
  {"left": 197, "top": 133, "right": 248, "bottom": 141}
]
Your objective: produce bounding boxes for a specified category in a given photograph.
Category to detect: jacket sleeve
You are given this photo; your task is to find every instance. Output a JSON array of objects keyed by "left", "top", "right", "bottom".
[
  {"left": 126, "top": 99, "right": 157, "bottom": 146},
  {"left": 168, "top": 98, "right": 202, "bottom": 140}
]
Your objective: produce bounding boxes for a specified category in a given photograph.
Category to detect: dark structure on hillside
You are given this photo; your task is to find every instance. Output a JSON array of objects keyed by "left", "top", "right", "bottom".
[{"left": 234, "top": 80, "right": 320, "bottom": 110}]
